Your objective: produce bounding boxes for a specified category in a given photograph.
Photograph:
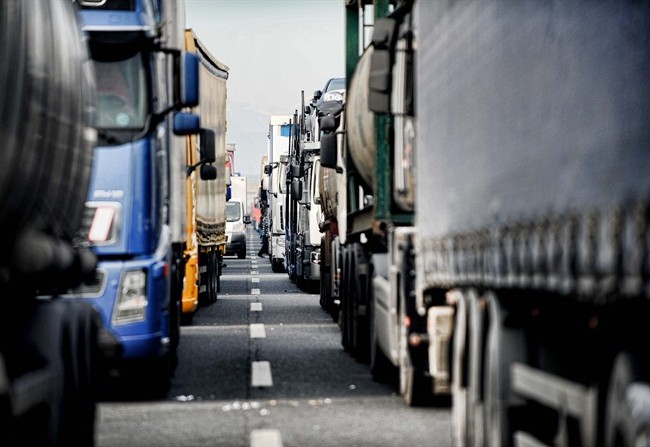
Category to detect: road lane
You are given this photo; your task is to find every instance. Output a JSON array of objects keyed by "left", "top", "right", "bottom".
[{"left": 97, "top": 228, "right": 451, "bottom": 447}]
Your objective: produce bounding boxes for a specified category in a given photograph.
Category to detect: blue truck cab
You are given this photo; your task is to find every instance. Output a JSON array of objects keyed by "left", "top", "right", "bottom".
[{"left": 74, "top": 0, "right": 199, "bottom": 391}]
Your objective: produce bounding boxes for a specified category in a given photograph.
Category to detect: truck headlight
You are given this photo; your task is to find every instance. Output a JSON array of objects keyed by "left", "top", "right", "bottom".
[{"left": 113, "top": 270, "right": 148, "bottom": 325}]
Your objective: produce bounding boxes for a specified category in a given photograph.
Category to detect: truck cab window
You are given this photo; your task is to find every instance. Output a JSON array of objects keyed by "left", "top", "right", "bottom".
[{"left": 93, "top": 52, "right": 148, "bottom": 133}]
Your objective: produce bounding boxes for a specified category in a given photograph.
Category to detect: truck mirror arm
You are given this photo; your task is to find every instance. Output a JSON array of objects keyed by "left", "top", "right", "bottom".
[{"left": 186, "top": 160, "right": 213, "bottom": 177}]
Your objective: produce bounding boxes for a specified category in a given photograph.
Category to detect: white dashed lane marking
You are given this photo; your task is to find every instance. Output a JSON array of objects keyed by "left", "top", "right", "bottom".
[
  {"left": 250, "top": 323, "right": 266, "bottom": 339},
  {"left": 250, "top": 302, "right": 262, "bottom": 312},
  {"left": 251, "top": 288, "right": 260, "bottom": 295},
  {"left": 250, "top": 429, "right": 283, "bottom": 447},
  {"left": 251, "top": 277, "right": 260, "bottom": 283},
  {"left": 251, "top": 361, "right": 273, "bottom": 387}
]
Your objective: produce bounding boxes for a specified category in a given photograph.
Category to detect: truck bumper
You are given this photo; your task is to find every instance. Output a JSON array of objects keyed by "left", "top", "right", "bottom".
[
  {"left": 67, "top": 256, "right": 171, "bottom": 361},
  {"left": 271, "top": 234, "right": 285, "bottom": 261},
  {"left": 427, "top": 305, "right": 454, "bottom": 394},
  {"left": 226, "top": 232, "right": 246, "bottom": 255},
  {"left": 307, "top": 248, "right": 321, "bottom": 280}
]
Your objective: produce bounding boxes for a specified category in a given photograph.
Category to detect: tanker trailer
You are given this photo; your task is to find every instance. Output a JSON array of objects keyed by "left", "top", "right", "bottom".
[{"left": 0, "top": 0, "right": 106, "bottom": 443}]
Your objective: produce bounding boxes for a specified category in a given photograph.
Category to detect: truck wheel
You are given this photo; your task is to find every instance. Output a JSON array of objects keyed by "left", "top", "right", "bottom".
[
  {"left": 451, "top": 290, "right": 470, "bottom": 446},
  {"left": 216, "top": 254, "right": 222, "bottom": 293},
  {"left": 605, "top": 352, "right": 650, "bottom": 447},
  {"left": 340, "top": 247, "right": 353, "bottom": 353},
  {"left": 199, "top": 250, "right": 218, "bottom": 306},
  {"left": 370, "top": 300, "right": 397, "bottom": 385},
  {"left": 237, "top": 245, "right": 246, "bottom": 259},
  {"left": 319, "top": 267, "right": 330, "bottom": 311},
  {"left": 483, "top": 292, "right": 526, "bottom": 447},
  {"left": 271, "top": 259, "right": 284, "bottom": 273},
  {"left": 143, "top": 354, "right": 172, "bottom": 398},
  {"left": 466, "top": 290, "right": 486, "bottom": 447},
  {"left": 352, "top": 248, "right": 371, "bottom": 363},
  {"left": 11, "top": 301, "right": 98, "bottom": 446},
  {"left": 58, "top": 302, "right": 99, "bottom": 447}
]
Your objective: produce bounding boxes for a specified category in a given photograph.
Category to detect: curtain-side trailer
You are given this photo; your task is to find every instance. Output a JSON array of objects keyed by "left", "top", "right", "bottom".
[{"left": 181, "top": 29, "right": 229, "bottom": 315}]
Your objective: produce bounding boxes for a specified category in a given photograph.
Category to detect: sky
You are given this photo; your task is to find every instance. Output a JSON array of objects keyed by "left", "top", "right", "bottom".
[{"left": 185, "top": 0, "right": 345, "bottom": 177}]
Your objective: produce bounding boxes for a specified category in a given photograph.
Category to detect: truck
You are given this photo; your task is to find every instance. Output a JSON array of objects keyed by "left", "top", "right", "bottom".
[
  {"left": 285, "top": 99, "right": 324, "bottom": 291},
  {"left": 226, "top": 175, "right": 250, "bottom": 259},
  {"left": 324, "top": 0, "right": 650, "bottom": 445},
  {"left": 72, "top": 0, "right": 200, "bottom": 394},
  {"left": 181, "top": 29, "right": 229, "bottom": 318},
  {"left": 266, "top": 116, "right": 292, "bottom": 273},
  {"left": 319, "top": 0, "right": 435, "bottom": 406},
  {"left": 0, "top": 0, "right": 105, "bottom": 443}
]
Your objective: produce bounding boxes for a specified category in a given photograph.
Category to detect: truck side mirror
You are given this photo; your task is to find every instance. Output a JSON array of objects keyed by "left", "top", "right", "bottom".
[
  {"left": 368, "top": 18, "right": 397, "bottom": 114},
  {"left": 320, "top": 114, "right": 339, "bottom": 170},
  {"left": 291, "top": 178, "right": 302, "bottom": 201},
  {"left": 313, "top": 90, "right": 322, "bottom": 101},
  {"left": 173, "top": 112, "right": 200, "bottom": 136},
  {"left": 290, "top": 163, "right": 302, "bottom": 178},
  {"left": 264, "top": 164, "right": 272, "bottom": 175},
  {"left": 181, "top": 52, "right": 199, "bottom": 108},
  {"left": 199, "top": 128, "right": 216, "bottom": 163},
  {"left": 200, "top": 164, "right": 217, "bottom": 181}
]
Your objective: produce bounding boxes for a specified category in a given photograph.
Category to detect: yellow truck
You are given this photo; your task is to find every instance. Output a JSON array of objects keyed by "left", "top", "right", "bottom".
[{"left": 181, "top": 30, "right": 229, "bottom": 321}]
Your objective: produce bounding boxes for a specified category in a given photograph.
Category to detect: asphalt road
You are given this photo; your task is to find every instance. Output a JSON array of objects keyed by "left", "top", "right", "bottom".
[{"left": 96, "top": 229, "right": 452, "bottom": 447}]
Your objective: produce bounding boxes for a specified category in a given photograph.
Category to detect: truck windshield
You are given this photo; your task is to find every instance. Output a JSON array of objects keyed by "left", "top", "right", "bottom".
[
  {"left": 94, "top": 52, "right": 148, "bottom": 131},
  {"left": 226, "top": 202, "right": 241, "bottom": 222}
]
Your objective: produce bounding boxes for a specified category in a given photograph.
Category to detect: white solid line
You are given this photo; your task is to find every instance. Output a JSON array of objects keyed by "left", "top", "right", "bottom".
[
  {"left": 250, "top": 429, "right": 283, "bottom": 447},
  {"left": 251, "top": 288, "right": 260, "bottom": 295},
  {"left": 250, "top": 323, "right": 266, "bottom": 338},
  {"left": 250, "top": 302, "right": 262, "bottom": 312},
  {"left": 251, "top": 361, "right": 273, "bottom": 387},
  {"left": 251, "top": 277, "right": 260, "bottom": 283}
]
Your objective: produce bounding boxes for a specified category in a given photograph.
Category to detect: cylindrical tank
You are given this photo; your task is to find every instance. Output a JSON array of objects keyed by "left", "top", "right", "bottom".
[
  {"left": 345, "top": 47, "right": 375, "bottom": 191},
  {"left": 0, "top": 0, "right": 96, "bottom": 273}
]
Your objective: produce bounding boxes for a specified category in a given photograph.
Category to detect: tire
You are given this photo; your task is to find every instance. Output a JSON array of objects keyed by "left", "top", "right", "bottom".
[
  {"left": 209, "top": 251, "right": 218, "bottom": 303},
  {"left": 237, "top": 245, "right": 246, "bottom": 259},
  {"left": 340, "top": 246, "right": 353, "bottom": 352},
  {"left": 296, "top": 272, "right": 305, "bottom": 291},
  {"left": 483, "top": 292, "right": 526, "bottom": 447},
  {"left": 271, "top": 259, "right": 284, "bottom": 273},
  {"left": 198, "top": 250, "right": 218, "bottom": 306},
  {"left": 451, "top": 290, "right": 470, "bottom": 447},
  {"left": 7, "top": 300, "right": 98, "bottom": 446},
  {"left": 58, "top": 302, "right": 99, "bottom": 447},
  {"left": 140, "top": 354, "right": 172, "bottom": 399},
  {"left": 451, "top": 289, "right": 487, "bottom": 447},
  {"left": 319, "top": 266, "right": 330, "bottom": 311},
  {"left": 370, "top": 300, "right": 397, "bottom": 385},
  {"left": 466, "top": 290, "right": 486, "bottom": 447},
  {"left": 351, "top": 246, "right": 370, "bottom": 363}
]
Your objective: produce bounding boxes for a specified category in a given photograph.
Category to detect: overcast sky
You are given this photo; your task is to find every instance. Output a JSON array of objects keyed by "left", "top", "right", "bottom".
[{"left": 185, "top": 0, "right": 345, "bottom": 176}]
